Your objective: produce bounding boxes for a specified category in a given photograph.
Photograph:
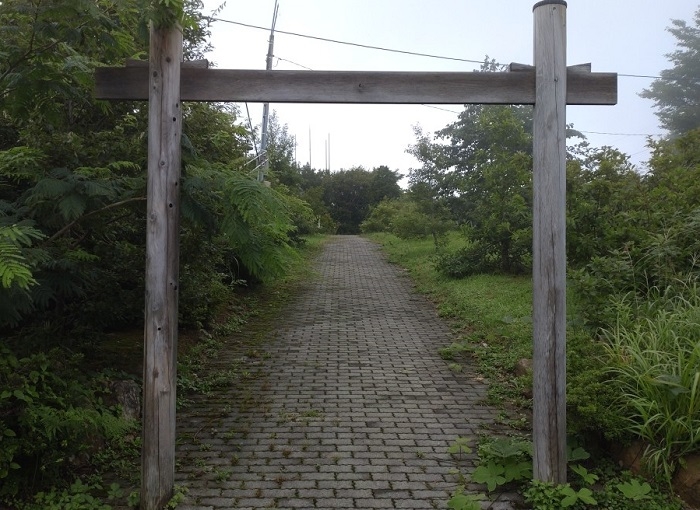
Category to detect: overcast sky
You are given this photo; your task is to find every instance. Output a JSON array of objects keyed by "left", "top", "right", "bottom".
[{"left": 200, "top": 1, "right": 697, "bottom": 178}]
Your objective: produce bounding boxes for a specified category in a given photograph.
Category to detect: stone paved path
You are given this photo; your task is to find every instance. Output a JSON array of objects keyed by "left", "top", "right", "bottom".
[{"left": 176, "top": 236, "right": 516, "bottom": 509}]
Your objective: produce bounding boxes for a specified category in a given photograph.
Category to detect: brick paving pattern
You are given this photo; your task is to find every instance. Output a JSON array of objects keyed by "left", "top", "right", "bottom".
[{"left": 175, "top": 236, "right": 518, "bottom": 509}]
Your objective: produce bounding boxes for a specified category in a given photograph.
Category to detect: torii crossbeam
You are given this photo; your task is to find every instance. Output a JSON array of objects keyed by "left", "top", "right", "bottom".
[{"left": 94, "top": 1, "right": 616, "bottom": 508}]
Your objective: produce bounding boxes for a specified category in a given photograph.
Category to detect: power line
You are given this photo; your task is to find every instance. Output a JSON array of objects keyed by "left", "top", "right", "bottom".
[
  {"left": 420, "top": 104, "right": 461, "bottom": 114},
  {"left": 215, "top": 18, "right": 667, "bottom": 140},
  {"left": 209, "top": 17, "right": 485, "bottom": 65},
  {"left": 209, "top": 16, "right": 668, "bottom": 81},
  {"left": 274, "top": 55, "right": 313, "bottom": 70},
  {"left": 579, "top": 129, "right": 663, "bottom": 137}
]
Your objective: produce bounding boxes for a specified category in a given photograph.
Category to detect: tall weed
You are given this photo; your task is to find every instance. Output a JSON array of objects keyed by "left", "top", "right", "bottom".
[{"left": 602, "top": 282, "right": 700, "bottom": 485}]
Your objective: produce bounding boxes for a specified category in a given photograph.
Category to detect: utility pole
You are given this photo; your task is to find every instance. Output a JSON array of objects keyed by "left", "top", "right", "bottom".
[{"left": 258, "top": 0, "right": 279, "bottom": 182}]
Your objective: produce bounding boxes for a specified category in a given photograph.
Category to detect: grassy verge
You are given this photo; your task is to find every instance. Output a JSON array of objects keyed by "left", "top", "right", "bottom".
[{"left": 366, "top": 232, "right": 687, "bottom": 510}]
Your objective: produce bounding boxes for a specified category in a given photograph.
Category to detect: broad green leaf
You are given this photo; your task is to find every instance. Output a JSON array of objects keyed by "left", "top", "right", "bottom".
[{"left": 471, "top": 462, "right": 506, "bottom": 492}]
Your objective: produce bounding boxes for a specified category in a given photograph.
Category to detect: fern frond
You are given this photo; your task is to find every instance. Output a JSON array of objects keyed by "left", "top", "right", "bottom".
[
  {"left": 181, "top": 192, "right": 217, "bottom": 233},
  {"left": 0, "top": 225, "right": 44, "bottom": 290},
  {"left": 0, "top": 246, "right": 34, "bottom": 290},
  {"left": 58, "top": 193, "right": 87, "bottom": 221},
  {"left": 80, "top": 179, "right": 116, "bottom": 198},
  {"left": 225, "top": 174, "right": 292, "bottom": 231},
  {"left": 0, "top": 285, "right": 34, "bottom": 327},
  {"left": 30, "top": 177, "right": 73, "bottom": 200},
  {"left": 29, "top": 280, "right": 57, "bottom": 309},
  {"left": 107, "top": 160, "right": 141, "bottom": 175},
  {"left": 0, "top": 147, "right": 46, "bottom": 183}
]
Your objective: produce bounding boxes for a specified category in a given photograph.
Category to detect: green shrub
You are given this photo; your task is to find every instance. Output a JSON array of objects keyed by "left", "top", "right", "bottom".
[
  {"left": 566, "top": 329, "right": 631, "bottom": 442},
  {"left": 21, "top": 478, "right": 114, "bottom": 510},
  {"left": 434, "top": 242, "right": 497, "bottom": 278},
  {"left": 569, "top": 208, "right": 700, "bottom": 329},
  {"left": 360, "top": 199, "right": 401, "bottom": 233},
  {"left": 362, "top": 198, "right": 452, "bottom": 245},
  {"left": 390, "top": 206, "right": 436, "bottom": 240},
  {"left": 0, "top": 347, "right": 131, "bottom": 502}
]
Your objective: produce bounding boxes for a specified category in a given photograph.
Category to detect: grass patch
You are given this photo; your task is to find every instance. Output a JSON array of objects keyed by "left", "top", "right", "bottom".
[{"left": 602, "top": 286, "right": 700, "bottom": 486}]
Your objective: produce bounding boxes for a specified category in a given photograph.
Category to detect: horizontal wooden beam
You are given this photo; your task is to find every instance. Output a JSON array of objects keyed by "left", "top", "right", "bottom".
[
  {"left": 94, "top": 68, "right": 617, "bottom": 105},
  {"left": 126, "top": 59, "right": 209, "bottom": 68}
]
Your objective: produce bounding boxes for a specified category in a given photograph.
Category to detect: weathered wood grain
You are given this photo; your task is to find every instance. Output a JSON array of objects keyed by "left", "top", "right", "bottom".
[
  {"left": 126, "top": 58, "right": 209, "bottom": 68},
  {"left": 142, "top": 24, "right": 182, "bottom": 510},
  {"left": 532, "top": 0, "right": 568, "bottom": 484},
  {"left": 94, "top": 67, "right": 616, "bottom": 105}
]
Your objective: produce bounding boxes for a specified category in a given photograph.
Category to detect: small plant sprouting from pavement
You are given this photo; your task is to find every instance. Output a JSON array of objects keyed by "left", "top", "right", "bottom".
[
  {"left": 214, "top": 468, "right": 232, "bottom": 482},
  {"left": 448, "top": 436, "right": 472, "bottom": 460},
  {"left": 448, "top": 362, "right": 463, "bottom": 372},
  {"left": 278, "top": 408, "right": 324, "bottom": 424},
  {"left": 301, "top": 409, "right": 322, "bottom": 418}
]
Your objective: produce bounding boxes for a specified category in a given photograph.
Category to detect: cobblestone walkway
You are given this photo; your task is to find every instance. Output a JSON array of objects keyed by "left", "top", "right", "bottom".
[{"left": 176, "top": 236, "right": 515, "bottom": 509}]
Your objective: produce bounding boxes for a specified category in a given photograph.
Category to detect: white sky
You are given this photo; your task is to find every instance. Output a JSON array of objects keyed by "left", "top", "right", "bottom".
[{"left": 201, "top": 0, "right": 697, "bottom": 177}]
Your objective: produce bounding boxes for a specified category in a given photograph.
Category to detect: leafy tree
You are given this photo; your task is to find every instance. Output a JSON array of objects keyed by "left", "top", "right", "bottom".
[
  {"left": 641, "top": 8, "right": 700, "bottom": 137},
  {"left": 568, "top": 130, "right": 700, "bottom": 328},
  {"left": 413, "top": 104, "right": 534, "bottom": 274},
  {"left": 322, "top": 166, "right": 401, "bottom": 234},
  {"left": 405, "top": 127, "right": 454, "bottom": 248},
  {"left": 322, "top": 167, "right": 373, "bottom": 234},
  {"left": 265, "top": 111, "right": 300, "bottom": 188},
  {"left": 566, "top": 144, "right": 645, "bottom": 268},
  {"left": 0, "top": 0, "right": 305, "bottom": 332},
  {"left": 369, "top": 165, "right": 402, "bottom": 204}
]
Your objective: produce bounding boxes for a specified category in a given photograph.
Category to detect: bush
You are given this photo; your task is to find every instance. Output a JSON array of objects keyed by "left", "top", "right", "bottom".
[
  {"left": 566, "top": 329, "right": 632, "bottom": 442},
  {"left": 360, "top": 199, "right": 401, "bottom": 233},
  {"left": 434, "top": 242, "right": 497, "bottom": 278},
  {"left": 390, "top": 206, "right": 435, "bottom": 239},
  {"left": 569, "top": 208, "right": 700, "bottom": 329},
  {"left": 362, "top": 198, "right": 452, "bottom": 243},
  {"left": 0, "top": 347, "right": 131, "bottom": 502}
]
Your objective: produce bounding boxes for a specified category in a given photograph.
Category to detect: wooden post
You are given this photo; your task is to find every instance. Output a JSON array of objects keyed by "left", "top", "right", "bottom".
[
  {"left": 142, "top": 23, "right": 182, "bottom": 510},
  {"left": 532, "top": 0, "right": 567, "bottom": 483}
]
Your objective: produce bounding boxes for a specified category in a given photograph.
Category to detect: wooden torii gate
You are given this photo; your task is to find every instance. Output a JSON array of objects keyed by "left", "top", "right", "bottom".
[{"left": 95, "top": 1, "right": 616, "bottom": 508}]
